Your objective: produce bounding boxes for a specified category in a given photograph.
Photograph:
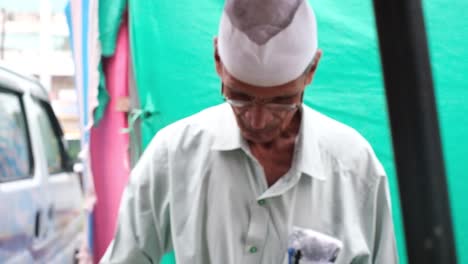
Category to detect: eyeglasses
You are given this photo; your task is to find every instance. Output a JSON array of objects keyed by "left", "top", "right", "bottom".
[
  {"left": 224, "top": 97, "right": 300, "bottom": 112},
  {"left": 222, "top": 84, "right": 302, "bottom": 113}
]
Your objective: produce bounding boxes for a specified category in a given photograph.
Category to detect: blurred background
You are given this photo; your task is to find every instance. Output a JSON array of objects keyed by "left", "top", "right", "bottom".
[
  {"left": 0, "top": 0, "right": 79, "bottom": 144},
  {"left": 0, "top": 0, "right": 466, "bottom": 264}
]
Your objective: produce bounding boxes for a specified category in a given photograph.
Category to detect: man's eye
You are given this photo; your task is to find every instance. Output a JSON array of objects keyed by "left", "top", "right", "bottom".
[
  {"left": 272, "top": 97, "right": 295, "bottom": 104},
  {"left": 230, "top": 93, "right": 252, "bottom": 101}
]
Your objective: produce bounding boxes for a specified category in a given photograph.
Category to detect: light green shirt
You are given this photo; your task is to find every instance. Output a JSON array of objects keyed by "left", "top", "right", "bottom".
[{"left": 101, "top": 103, "right": 398, "bottom": 264}]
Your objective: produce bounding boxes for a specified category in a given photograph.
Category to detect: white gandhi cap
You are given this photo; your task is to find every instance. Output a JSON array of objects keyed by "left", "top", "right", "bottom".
[{"left": 218, "top": 0, "right": 318, "bottom": 87}]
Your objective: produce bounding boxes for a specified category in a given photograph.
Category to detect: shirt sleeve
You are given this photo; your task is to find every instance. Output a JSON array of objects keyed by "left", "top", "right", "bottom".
[
  {"left": 371, "top": 173, "right": 399, "bottom": 264},
  {"left": 352, "top": 144, "right": 399, "bottom": 264},
  {"left": 100, "top": 133, "right": 172, "bottom": 263}
]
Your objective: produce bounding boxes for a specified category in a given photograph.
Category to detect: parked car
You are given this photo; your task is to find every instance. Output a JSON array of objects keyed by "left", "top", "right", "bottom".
[{"left": 0, "top": 66, "right": 85, "bottom": 263}]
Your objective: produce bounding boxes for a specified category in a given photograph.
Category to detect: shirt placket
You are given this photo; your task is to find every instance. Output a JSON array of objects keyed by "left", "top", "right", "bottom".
[
  {"left": 243, "top": 200, "right": 269, "bottom": 264},
  {"left": 240, "top": 144, "right": 301, "bottom": 263},
  {"left": 240, "top": 151, "right": 269, "bottom": 263}
]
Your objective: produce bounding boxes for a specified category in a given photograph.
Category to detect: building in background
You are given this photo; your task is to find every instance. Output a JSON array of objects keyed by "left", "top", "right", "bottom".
[{"left": 0, "top": 0, "right": 80, "bottom": 141}]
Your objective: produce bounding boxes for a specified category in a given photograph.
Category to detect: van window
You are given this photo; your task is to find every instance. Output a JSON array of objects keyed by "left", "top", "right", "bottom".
[
  {"left": 0, "top": 90, "right": 32, "bottom": 182},
  {"left": 33, "top": 99, "right": 66, "bottom": 175}
]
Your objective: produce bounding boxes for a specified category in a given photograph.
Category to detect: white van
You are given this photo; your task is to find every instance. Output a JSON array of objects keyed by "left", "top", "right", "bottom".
[{"left": 0, "top": 66, "right": 85, "bottom": 263}]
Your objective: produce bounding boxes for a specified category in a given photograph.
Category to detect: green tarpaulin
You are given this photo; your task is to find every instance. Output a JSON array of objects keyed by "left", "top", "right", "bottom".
[{"left": 127, "top": 0, "right": 468, "bottom": 263}]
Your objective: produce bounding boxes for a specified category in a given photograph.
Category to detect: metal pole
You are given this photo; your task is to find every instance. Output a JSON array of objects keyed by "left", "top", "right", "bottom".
[{"left": 371, "top": 0, "right": 457, "bottom": 263}]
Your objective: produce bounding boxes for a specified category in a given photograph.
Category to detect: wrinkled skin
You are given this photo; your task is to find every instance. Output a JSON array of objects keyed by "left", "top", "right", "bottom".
[{"left": 214, "top": 37, "right": 322, "bottom": 186}]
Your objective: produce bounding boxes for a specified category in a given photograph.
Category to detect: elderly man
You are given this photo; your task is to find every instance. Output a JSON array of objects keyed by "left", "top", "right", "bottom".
[{"left": 101, "top": 0, "right": 398, "bottom": 263}]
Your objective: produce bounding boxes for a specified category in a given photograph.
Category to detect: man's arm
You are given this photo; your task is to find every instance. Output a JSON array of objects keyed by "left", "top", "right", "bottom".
[
  {"left": 351, "top": 144, "right": 399, "bottom": 264},
  {"left": 371, "top": 174, "right": 399, "bottom": 263},
  {"left": 100, "top": 133, "right": 172, "bottom": 263}
]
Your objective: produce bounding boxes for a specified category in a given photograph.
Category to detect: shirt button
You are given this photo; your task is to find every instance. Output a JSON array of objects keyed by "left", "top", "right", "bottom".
[
  {"left": 249, "top": 246, "right": 258, "bottom": 253},
  {"left": 257, "top": 199, "right": 266, "bottom": 206}
]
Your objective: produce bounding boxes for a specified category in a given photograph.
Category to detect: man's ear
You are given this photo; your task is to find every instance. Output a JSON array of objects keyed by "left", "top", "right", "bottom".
[
  {"left": 305, "top": 49, "right": 323, "bottom": 85},
  {"left": 214, "top": 37, "right": 223, "bottom": 77}
]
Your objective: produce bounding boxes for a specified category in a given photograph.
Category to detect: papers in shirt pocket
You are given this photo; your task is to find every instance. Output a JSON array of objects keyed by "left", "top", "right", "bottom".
[{"left": 287, "top": 226, "right": 343, "bottom": 263}]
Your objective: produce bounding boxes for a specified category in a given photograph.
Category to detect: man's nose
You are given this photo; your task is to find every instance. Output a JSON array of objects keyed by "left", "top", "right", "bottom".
[{"left": 244, "top": 105, "right": 272, "bottom": 130}]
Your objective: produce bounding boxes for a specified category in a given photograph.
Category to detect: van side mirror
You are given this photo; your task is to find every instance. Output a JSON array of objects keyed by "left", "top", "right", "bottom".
[{"left": 63, "top": 137, "right": 81, "bottom": 172}]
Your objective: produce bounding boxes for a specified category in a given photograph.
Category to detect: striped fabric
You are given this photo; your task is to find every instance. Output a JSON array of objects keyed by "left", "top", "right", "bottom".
[{"left": 65, "top": 0, "right": 100, "bottom": 260}]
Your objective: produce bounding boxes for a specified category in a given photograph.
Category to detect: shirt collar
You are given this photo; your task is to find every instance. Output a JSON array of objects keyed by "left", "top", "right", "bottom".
[
  {"left": 295, "top": 105, "right": 326, "bottom": 181},
  {"left": 210, "top": 103, "right": 245, "bottom": 151},
  {"left": 211, "top": 103, "right": 326, "bottom": 181}
]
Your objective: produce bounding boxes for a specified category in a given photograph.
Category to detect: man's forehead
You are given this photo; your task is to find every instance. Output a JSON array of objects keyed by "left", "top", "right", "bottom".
[
  {"left": 225, "top": 0, "right": 303, "bottom": 45},
  {"left": 225, "top": 84, "right": 302, "bottom": 99},
  {"left": 223, "top": 70, "right": 303, "bottom": 97}
]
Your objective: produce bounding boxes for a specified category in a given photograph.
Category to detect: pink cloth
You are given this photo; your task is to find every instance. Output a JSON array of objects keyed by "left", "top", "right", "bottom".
[{"left": 90, "top": 15, "right": 130, "bottom": 263}]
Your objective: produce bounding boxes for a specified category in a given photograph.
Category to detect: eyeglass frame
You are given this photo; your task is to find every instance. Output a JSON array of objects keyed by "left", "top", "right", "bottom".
[
  {"left": 220, "top": 55, "right": 318, "bottom": 113},
  {"left": 222, "top": 84, "right": 303, "bottom": 113}
]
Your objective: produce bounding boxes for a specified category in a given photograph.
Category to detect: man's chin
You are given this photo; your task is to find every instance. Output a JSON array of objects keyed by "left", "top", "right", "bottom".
[{"left": 241, "top": 130, "right": 279, "bottom": 144}]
